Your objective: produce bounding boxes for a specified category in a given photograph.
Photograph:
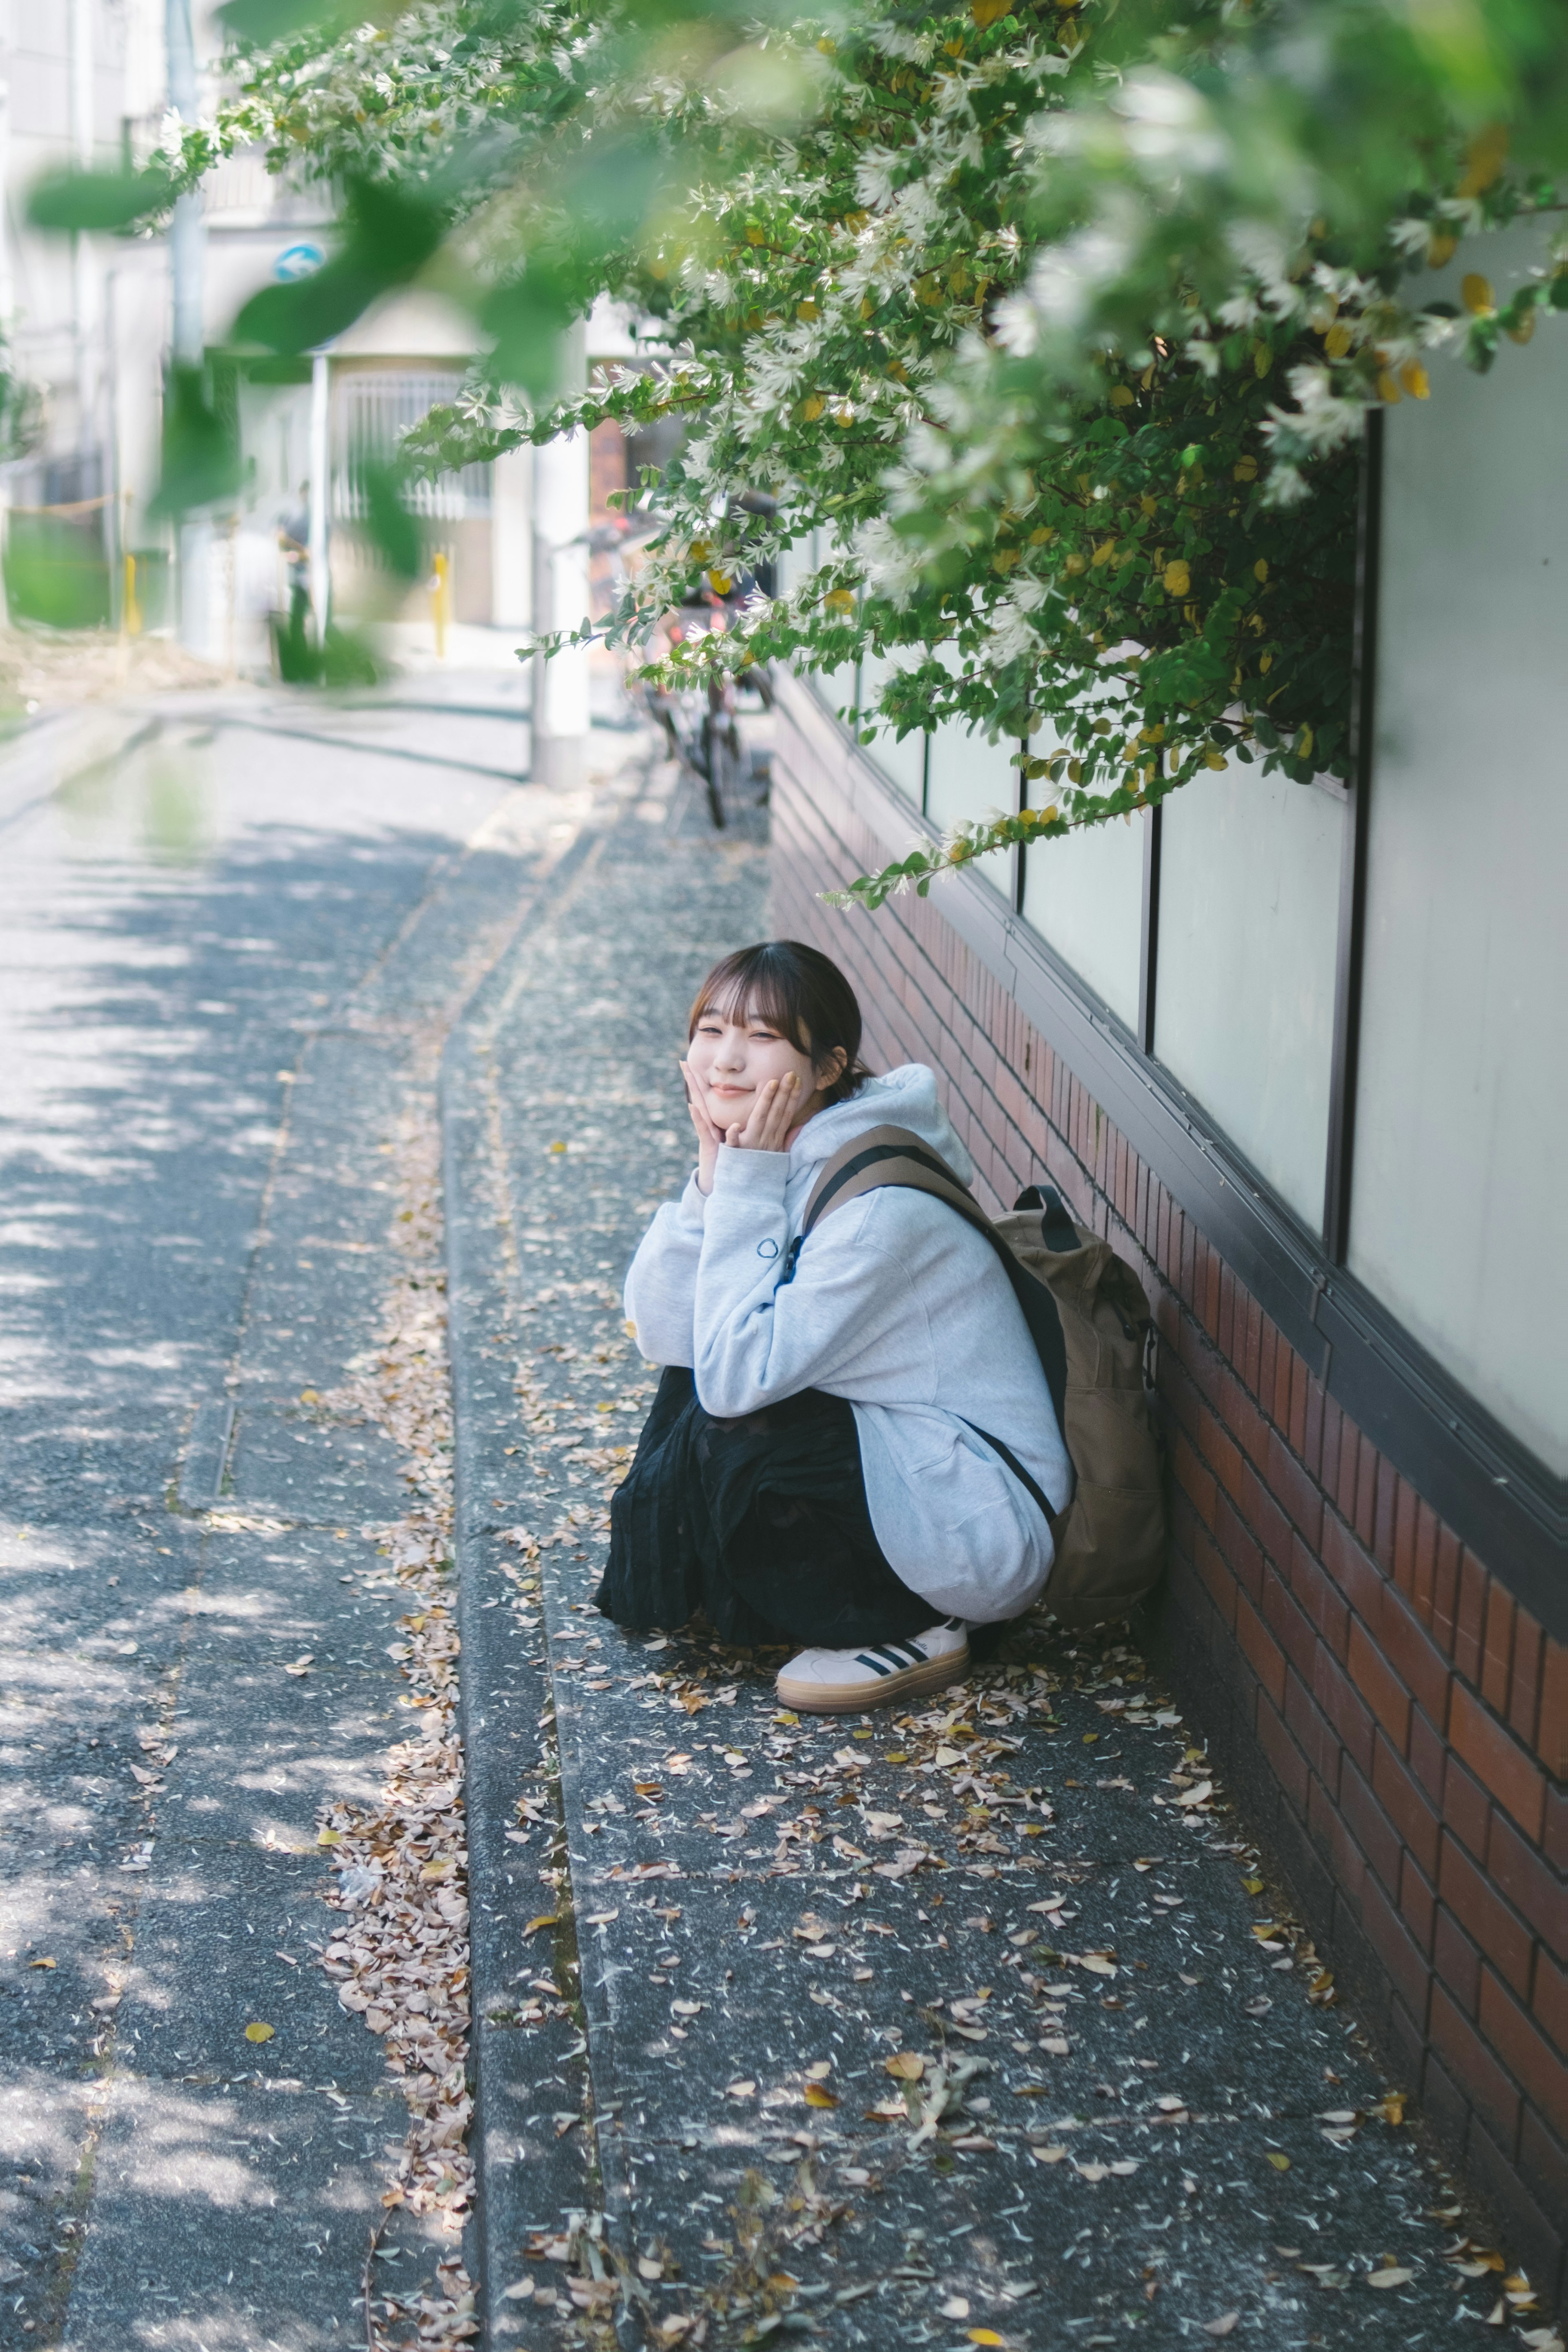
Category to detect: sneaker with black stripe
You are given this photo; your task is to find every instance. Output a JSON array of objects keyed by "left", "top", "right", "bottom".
[{"left": 774, "top": 1620, "right": 970, "bottom": 1715}]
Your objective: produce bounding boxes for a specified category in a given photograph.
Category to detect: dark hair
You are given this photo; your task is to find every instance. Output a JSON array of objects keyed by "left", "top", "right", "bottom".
[{"left": 688, "top": 940, "right": 870, "bottom": 1105}]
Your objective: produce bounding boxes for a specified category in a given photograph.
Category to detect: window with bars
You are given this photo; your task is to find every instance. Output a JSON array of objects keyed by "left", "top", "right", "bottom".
[{"left": 332, "top": 372, "right": 492, "bottom": 521}]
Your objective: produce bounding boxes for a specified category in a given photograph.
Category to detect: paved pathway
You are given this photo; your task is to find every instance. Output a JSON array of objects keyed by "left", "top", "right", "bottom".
[
  {"left": 0, "top": 675, "right": 615, "bottom": 2350},
  {"left": 441, "top": 794, "right": 1518, "bottom": 2348},
  {"left": 0, "top": 682, "right": 1535, "bottom": 2352}
]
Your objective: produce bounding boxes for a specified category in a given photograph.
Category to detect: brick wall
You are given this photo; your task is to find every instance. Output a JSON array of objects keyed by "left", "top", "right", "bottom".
[{"left": 771, "top": 691, "right": 1568, "bottom": 2305}]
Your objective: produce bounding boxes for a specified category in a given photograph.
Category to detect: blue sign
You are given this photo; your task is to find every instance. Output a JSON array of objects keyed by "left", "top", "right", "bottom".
[{"left": 273, "top": 243, "right": 325, "bottom": 283}]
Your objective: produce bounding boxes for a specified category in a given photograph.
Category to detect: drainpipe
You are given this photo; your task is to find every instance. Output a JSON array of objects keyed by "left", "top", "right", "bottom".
[{"left": 167, "top": 0, "right": 209, "bottom": 651}]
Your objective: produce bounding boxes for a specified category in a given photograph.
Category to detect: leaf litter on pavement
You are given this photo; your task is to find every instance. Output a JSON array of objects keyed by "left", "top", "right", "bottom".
[{"left": 313, "top": 1089, "right": 478, "bottom": 2350}]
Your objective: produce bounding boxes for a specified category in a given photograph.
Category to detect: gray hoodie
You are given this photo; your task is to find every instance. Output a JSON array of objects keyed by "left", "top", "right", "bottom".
[{"left": 622, "top": 1062, "right": 1071, "bottom": 1624}]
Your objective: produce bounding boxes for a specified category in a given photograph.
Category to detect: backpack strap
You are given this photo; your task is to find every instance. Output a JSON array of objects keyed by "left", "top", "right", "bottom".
[{"left": 795, "top": 1123, "right": 1071, "bottom": 1455}]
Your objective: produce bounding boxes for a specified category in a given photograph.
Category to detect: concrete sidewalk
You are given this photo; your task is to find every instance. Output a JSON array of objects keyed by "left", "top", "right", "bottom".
[{"left": 443, "top": 777, "right": 1526, "bottom": 2348}]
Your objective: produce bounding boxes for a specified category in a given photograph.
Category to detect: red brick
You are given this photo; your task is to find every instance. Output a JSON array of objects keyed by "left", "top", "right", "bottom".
[
  {"left": 1438, "top": 1832, "right": 1534, "bottom": 1998},
  {"left": 1213, "top": 1361, "right": 1271, "bottom": 1474},
  {"left": 1241, "top": 1293, "right": 1262, "bottom": 1396},
  {"left": 1454, "top": 1550, "right": 1488, "bottom": 1683},
  {"left": 1201, "top": 1245, "right": 1222, "bottom": 1342},
  {"left": 1431, "top": 1525, "right": 1461, "bottom": 1657},
  {"left": 1392, "top": 1477, "right": 1419, "bottom": 1601},
  {"left": 1261, "top": 1563, "right": 1317, "bottom": 1685},
  {"left": 1372, "top": 1454, "right": 1399, "bottom": 1575},
  {"left": 1371, "top": 1732, "right": 1441, "bottom": 1880},
  {"left": 1255, "top": 1691, "right": 1310, "bottom": 1816},
  {"left": 1258, "top": 1317, "right": 1278, "bottom": 1421},
  {"left": 1288, "top": 1533, "right": 1350, "bottom": 1660},
  {"left": 1518, "top": 2110, "right": 1568, "bottom": 2244},
  {"left": 1443, "top": 1758, "right": 1492, "bottom": 1862},
  {"left": 1172, "top": 1432, "right": 1217, "bottom": 1531},
  {"left": 1331, "top": 1413, "right": 1359, "bottom": 1522},
  {"left": 1429, "top": 1982, "right": 1521, "bottom": 2153},
  {"left": 1409, "top": 1705, "right": 1446, "bottom": 1806},
  {"left": 1288, "top": 1352, "right": 1310, "bottom": 1458},
  {"left": 1192, "top": 1522, "right": 1239, "bottom": 1633},
  {"left": 1400, "top": 1854, "right": 1436, "bottom": 1953},
  {"left": 1236, "top": 1590, "right": 1287, "bottom": 1712},
  {"left": 1481, "top": 1583, "right": 1515, "bottom": 1716},
  {"left": 1480, "top": 1969, "right": 1568, "bottom": 2143},
  {"left": 1540, "top": 1640, "right": 1567, "bottom": 1780},
  {"left": 1217, "top": 1261, "right": 1236, "bottom": 1362},
  {"left": 1341, "top": 1756, "right": 1403, "bottom": 1896},
  {"left": 1266, "top": 1428, "right": 1323, "bottom": 1550},
  {"left": 1353, "top": 1438, "right": 1378, "bottom": 1548},
  {"left": 1488, "top": 1808, "right": 1568, "bottom": 1951},
  {"left": 1302, "top": 1375, "right": 1325, "bottom": 1484},
  {"left": 1545, "top": 1783, "right": 1568, "bottom": 1875},
  {"left": 1312, "top": 1768, "right": 1368, "bottom": 1900},
  {"left": 1348, "top": 1617, "right": 1412, "bottom": 1750},
  {"left": 1196, "top": 1398, "right": 1245, "bottom": 1507},
  {"left": 1284, "top": 1668, "right": 1342, "bottom": 1802},
  {"left": 1410, "top": 1498, "right": 1439, "bottom": 1629},
  {"left": 1450, "top": 1682, "right": 1546, "bottom": 1843},
  {"left": 1236, "top": 1459, "right": 1292, "bottom": 1574},
  {"left": 1313, "top": 1644, "right": 1376, "bottom": 1781},
  {"left": 1535, "top": 1948, "right": 1568, "bottom": 2062},
  {"left": 1321, "top": 1510, "right": 1383, "bottom": 1625},
  {"left": 1272, "top": 1336, "right": 1294, "bottom": 1435},
  {"left": 1212, "top": 1491, "right": 1265, "bottom": 1607},
  {"left": 1434, "top": 1904, "right": 1482, "bottom": 2014},
  {"left": 1504, "top": 1608, "right": 1542, "bottom": 1759},
  {"left": 1361, "top": 1869, "right": 1433, "bottom": 2025},
  {"left": 1376, "top": 1585, "right": 1452, "bottom": 1734}
]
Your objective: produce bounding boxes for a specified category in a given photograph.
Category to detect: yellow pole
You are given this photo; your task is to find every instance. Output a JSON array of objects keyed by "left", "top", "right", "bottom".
[
  {"left": 123, "top": 550, "right": 140, "bottom": 637},
  {"left": 432, "top": 550, "right": 450, "bottom": 658}
]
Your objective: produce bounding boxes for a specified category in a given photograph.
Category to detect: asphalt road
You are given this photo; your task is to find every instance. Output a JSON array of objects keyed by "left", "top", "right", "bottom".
[{"left": 0, "top": 673, "right": 610, "bottom": 2350}]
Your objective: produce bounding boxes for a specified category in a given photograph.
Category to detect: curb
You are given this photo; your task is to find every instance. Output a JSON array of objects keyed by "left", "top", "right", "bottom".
[{"left": 440, "top": 820, "right": 623, "bottom": 2335}]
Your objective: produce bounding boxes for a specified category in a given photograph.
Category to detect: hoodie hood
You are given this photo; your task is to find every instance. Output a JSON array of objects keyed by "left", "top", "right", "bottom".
[{"left": 787, "top": 1063, "right": 973, "bottom": 1186}]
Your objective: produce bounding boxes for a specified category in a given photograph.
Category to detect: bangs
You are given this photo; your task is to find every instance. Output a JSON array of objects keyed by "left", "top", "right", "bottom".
[
  {"left": 686, "top": 939, "right": 868, "bottom": 1104},
  {"left": 689, "top": 954, "right": 806, "bottom": 1047}
]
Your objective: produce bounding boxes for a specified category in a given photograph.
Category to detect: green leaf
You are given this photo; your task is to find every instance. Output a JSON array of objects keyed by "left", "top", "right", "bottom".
[
  {"left": 233, "top": 178, "right": 446, "bottom": 354},
  {"left": 149, "top": 366, "right": 242, "bottom": 518},
  {"left": 356, "top": 457, "right": 425, "bottom": 582},
  {"left": 28, "top": 166, "right": 172, "bottom": 234},
  {"left": 479, "top": 267, "right": 577, "bottom": 400},
  {"left": 215, "top": 0, "right": 354, "bottom": 39}
]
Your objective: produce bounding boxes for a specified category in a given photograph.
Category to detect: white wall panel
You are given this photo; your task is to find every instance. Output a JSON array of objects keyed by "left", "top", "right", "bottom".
[
  {"left": 1020, "top": 802, "right": 1145, "bottom": 1031},
  {"left": 1350, "top": 228, "right": 1568, "bottom": 1473},
  {"left": 1155, "top": 764, "right": 1341, "bottom": 1229}
]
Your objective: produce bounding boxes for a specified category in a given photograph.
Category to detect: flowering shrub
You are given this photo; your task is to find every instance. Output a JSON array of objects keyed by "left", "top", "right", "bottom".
[{"left": 127, "top": 0, "right": 1568, "bottom": 898}]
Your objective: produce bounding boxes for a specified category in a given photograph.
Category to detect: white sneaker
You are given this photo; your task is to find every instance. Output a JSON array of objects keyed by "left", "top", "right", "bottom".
[{"left": 775, "top": 1620, "right": 970, "bottom": 1715}]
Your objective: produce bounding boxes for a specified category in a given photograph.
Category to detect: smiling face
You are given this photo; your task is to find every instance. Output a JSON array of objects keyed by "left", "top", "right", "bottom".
[{"left": 685, "top": 1000, "right": 843, "bottom": 1138}]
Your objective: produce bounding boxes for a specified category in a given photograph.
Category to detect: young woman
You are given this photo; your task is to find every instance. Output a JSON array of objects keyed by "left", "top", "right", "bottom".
[{"left": 596, "top": 940, "right": 1071, "bottom": 1712}]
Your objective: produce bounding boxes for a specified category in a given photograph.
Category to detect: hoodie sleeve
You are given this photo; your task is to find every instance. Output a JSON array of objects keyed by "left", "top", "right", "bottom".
[
  {"left": 690, "top": 1147, "right": 937, "bottom": 1414},
  {"left": 623, "top": 1172, "right": 708, "bottom": 1366}
]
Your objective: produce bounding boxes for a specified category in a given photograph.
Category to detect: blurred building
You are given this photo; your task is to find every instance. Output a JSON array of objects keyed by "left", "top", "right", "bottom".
[{"left": 0, "top": 0, "right": 631, "bottom": 717}]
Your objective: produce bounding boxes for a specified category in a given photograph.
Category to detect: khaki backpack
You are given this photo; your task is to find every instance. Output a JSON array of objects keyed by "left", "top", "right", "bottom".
[{"left": 796, "top": 1124, "right": 1166, "bottom": 1628}]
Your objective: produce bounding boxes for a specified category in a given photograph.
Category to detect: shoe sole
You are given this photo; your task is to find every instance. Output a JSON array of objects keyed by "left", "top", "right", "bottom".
[{"left": 775, "top": 1644, "right": 970, "bottom": 1716}]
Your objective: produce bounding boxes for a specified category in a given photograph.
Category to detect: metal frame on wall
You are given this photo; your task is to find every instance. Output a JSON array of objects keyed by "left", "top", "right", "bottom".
[{"left": 796, "top": 419, "right": 1564, "bottom": 1628}]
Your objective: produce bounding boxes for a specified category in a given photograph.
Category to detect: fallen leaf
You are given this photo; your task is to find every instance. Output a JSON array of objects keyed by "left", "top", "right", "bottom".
[
  {"left": 725, "top": 2080, "right": 756, "bottom": 2099},
  {"left": 28, "top": 1957, "right": 56, "bottom": 1970},
  {"left": 804, "top": 2084, "right": 839, "bottom": 2108},
  {"left": 1203, "top": 2316, "right": 1239, "bottom": 2337},
  {"left": 244, "top": 2022, "right": 275, "bottom": 2042},
  {"left": 283, "top": 1655, "right": 314, "bottom": 1677},
  {"left": 968, "top": 2334, "right": 1006, "bottom": 2347},
  {"left": 1030, "top": 2144, "right": 1068, "bottom": 2164},
  {"left": 1365, "top": 2266, "right": 1414, "bottom": 2288},
  {"left": 940, "top": 2298, "right": 970, "bottom": 2319},
  {"left": 1264, "top": 2150, "right": 1290, "bottom": 2170},
  {"left": 1374, "top": 2090, "right": 1406, "bottom": 2125},
  {"left": 1175, "top": 1780, "right": 1214, "bottom": 1808},
  {"left": 885, "top": 2052, "right": 924, "bottom": 2081},
  {"left": 524, "top": 1914, "right": 559, "bottom": 1935}
]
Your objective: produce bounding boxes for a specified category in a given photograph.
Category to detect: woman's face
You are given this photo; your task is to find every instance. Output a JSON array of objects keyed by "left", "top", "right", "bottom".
[{"left": 685, "top": 1000, "right": 828, "bottom": 1133}]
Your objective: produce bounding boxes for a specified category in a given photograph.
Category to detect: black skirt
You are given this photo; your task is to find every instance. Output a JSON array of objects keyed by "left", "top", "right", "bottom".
[{"left": 594, "top": 1365, "right": 934, "bottom": 1648}]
